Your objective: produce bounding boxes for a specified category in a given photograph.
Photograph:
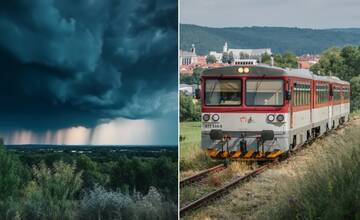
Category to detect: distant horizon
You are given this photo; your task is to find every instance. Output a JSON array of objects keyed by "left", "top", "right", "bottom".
[
  {"left": 181, "top": 23, "right": 360, "bottom": 30},
  {"left": 4, "top": 143, "right": 178, "bottom": 147}
]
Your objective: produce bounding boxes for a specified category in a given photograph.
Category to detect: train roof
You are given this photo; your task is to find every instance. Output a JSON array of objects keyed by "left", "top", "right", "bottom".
[{"left": 202, "top": 65, "right": 349, "bottom": 85}]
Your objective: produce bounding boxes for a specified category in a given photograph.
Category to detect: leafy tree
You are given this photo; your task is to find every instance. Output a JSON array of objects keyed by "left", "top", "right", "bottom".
[
  {"left": 153, "top": 157, "right": 177, "bottom": 201},
  {"left": 109, "top": 156, "right": 134, "bottom": 193},
  {"left": 0, "top": 143, "right": 27, "bottom": 219},
  {"left": 180, "top": 94, "right": 201, "bottom": 122},
  {"left": 309, "top": 46, "right": 360, "bottom": 111},
  {"left": 281, "top": 52, "right": 298, "bottom": 68},
  {"left": 180, "top": 74, "right": 193, "bottom": 84},
  {"left": 206, "top": 55, "right": 217, "bottom": 64},
  {"left": 260, "top": 52, "right": 271, "bottom": 64},
  {"left": 221, "top": 52, "right": 229, "bottom": 63},
  {"left": 310, "top": 48, "right": 344, "bottom": 77},
  {"left": 228, "top": 51, "right": 234, "bottom": 64},
  {"left": 192, "top": 67, "right": 202, "bottom": 84},
  {"left": 350, "top": 76, "right": 360, "bottom": 112},
  {"left": 180, "top": 67, "right": 203, "bottom": 85},
  {"left": 76, "top": 154, "right": 105, "bottom": 190},
  {"left": 240, "top": 52, "right": 250, "bottom": 59}
]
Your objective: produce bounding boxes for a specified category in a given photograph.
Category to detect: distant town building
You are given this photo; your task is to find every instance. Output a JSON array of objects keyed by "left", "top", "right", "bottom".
[
  {"left": 196, "top": 56, "right": 207, "bottom": 66},
  {"left": 209, "top": 42, "right": 272, "bottom": 63},
  {"left": 179, "top": 84, "right": 195, "bottom": 96},
  {"left": 298, "top": 54, "right": 320, "bottom": 69},
  {"left": 179, "top": 44, "right": 197, "bottom": 65}
]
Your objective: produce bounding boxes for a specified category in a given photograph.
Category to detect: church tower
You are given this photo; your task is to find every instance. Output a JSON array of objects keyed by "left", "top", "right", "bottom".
[
  {"left": 223, "top": 42, "right": 228, "bottom": 52},
  {"left": 191, "top": 44, "right": 196, "bottom": 54}
]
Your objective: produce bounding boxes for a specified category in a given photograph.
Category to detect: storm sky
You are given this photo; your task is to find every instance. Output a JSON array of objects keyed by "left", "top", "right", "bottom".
[
  {"left": 181, "top": 0, "right": 360, "bottom": 28},
  {"left": 0, "top": 0, "right": 178, "bottom": 145}
]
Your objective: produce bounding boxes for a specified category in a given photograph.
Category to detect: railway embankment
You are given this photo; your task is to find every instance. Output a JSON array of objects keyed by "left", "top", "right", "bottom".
[{"left": 183, "top": 115, "right": 360, "bottom": 220}]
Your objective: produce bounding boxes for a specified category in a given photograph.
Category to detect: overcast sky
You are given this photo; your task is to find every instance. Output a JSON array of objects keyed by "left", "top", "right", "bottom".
[
  {"left": 0, "top": 0, "right": 177, "bottom": 145},
  {"left": 181, "top": 0, "right": 360, "bottom": 28}
]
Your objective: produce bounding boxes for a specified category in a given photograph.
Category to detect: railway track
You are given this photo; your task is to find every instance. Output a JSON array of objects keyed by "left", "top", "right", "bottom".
[
  {"left": 180, "top": 119, "right": 353, "bottom": 218},
  {"left": 180, "top": 135, "right": 325, "bottom": 217},
  {"left": 180, "top": 164, "right": 227, "bottom": 188},
  {"left": 180, "top": 161, "right": 276, "bottom": 217}
]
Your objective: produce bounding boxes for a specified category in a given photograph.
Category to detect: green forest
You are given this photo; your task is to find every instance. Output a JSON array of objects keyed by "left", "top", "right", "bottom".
[
  {"left": 180, "top": 24, "right": 360, "bottom": 55},
  {"left": 0, "top": 141, "right": 177, "bottom": 220}
]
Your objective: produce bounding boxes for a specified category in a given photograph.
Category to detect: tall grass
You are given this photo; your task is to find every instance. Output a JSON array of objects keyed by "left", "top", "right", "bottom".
[
  {"left": 180, "top": 122, "right": 219, "bottom": 172},
  {"left": 262, "top": 124, "right": 360, "bottom": 220}
]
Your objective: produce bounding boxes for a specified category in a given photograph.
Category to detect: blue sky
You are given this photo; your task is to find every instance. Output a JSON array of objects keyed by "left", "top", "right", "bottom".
[{"left": 0, "top": 0, "right": 178, "bottom": 145}]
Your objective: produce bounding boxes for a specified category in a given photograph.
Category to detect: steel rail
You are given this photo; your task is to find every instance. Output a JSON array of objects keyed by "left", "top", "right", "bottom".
[
  {"left": 180, "top": 164, "right": 226, "bottom": 188},
  {"left": 180, "top": 162, "right": 276, "bottom": 217}
]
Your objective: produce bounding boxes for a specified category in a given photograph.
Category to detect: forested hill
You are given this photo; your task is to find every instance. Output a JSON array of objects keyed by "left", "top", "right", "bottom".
[{"left": 180, "top": 24, "right": 360, "bottom": 55}]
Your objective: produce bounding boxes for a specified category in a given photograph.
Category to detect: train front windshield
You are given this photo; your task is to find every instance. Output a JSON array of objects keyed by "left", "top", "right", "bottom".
[
  {"left": 246, "top": 79, "right": 284, "bottom": 106},
  {"left": 205, "top": 79, "right": 241, "bottom": 105}
]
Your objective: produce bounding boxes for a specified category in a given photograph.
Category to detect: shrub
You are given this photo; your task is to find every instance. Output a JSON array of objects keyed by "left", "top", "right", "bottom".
[
  {"left": 79, "top": 186, "right": 177, "bottom": 220},
  {"left": 79, "top": 186, "right": 136, "bottom": 220},
  {"left": 21, "top": 161, "right": 83, "bottom": 220}
]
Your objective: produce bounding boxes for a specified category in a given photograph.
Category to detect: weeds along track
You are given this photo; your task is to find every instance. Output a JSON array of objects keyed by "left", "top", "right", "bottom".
[
  {"left": 180, "top": 161, "right": 274, "bottom": 217},
  {"left": 179, "top": 122, "right": 353, "bottom": 218},
  {"left": 180, "top": 164, "right": 227, "bottom": 188}
]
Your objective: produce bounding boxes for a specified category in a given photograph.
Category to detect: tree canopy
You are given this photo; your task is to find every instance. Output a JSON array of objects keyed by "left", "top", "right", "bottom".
[{"left": 310, "top": 46, "right": 360, "bottom": 111}]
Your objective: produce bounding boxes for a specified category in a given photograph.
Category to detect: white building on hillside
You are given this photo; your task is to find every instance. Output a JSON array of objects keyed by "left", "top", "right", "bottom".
[{"left": 209, "top": 42, "right": 272, "bottom": 63}]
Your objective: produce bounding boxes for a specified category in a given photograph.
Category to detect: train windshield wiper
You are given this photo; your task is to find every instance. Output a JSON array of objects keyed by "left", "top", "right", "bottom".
[
  {"left": 209, "top": 80, "right": 218, "bottom": 101},
  {"left": 254, "top": 75, "right": 266, "bottom": 99}
]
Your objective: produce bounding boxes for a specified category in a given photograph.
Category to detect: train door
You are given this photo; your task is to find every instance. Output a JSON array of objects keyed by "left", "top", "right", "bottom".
[
  {"left": 328, "top": 84, "right": 332, "bottom": 128},
  {"left": 310, "top": 81, "right": 312, "bottom": 127},
  {"left": 289, "top": 80, "right": 294, "bottom": 129},
  {"left": 330, "top": 84, "right": 334, "bottom": 128}
]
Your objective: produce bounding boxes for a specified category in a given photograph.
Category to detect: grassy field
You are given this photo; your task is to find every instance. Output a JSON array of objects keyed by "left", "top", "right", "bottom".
[
  {"left": 180, "top": 122, "right": 219, "bottom": 175},
  {"left": 185, "top": 115, "right": 360, "bottom": 220}
]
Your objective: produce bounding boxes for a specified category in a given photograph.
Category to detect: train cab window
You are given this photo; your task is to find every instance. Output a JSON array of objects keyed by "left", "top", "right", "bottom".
[
  {"left": 245, "top": 79, "right": 284, "bottom": 106},
  {"left": 205, "top": 79, "right": 242, "bottom": 105}
]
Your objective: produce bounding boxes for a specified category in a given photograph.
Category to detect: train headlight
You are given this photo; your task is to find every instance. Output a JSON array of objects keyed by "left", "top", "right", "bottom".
[
  {"left": 203, "top": 114, "right": 210, "bottom": 122},
  {"left": 212, "top": 114, "right": 220, "bottom": 121},
  {"left": 238, "top": 67, "right": 244, "bottom": 73},
  {"left": 267, "top": 114, "right": 275, "bottom": 122},
  {"left": 276, "top": 114, "right": 285, "bottom": 122},
  {"left": 244, "top": 67, "right": 250, "bottom": 73}
]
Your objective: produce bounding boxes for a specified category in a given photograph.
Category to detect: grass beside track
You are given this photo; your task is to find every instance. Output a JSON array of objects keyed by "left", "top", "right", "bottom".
[
  {"left": 261, "top": 117, "right": 360, "bottom": 220},
  {"left": 180, "top": 122, "right": 219, "bottom": 173},
  {"left": 185, "top": 115, "right": 360, "bottom": 220}
]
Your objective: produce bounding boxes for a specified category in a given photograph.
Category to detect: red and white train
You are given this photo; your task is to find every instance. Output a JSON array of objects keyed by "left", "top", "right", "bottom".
[{"left": 200, "top": 64, "right": 350, "bottom": 160}]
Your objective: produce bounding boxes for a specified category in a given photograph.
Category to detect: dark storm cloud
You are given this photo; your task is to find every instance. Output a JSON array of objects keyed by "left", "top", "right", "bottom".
[{"left": 0, "top": 0, "right": 177, "bottom": 130}]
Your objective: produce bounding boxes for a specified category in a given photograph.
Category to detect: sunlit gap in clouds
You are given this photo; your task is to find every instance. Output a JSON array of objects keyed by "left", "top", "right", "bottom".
[{"left": 1, "top": 118, "right": 157, "bottom": 145}]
